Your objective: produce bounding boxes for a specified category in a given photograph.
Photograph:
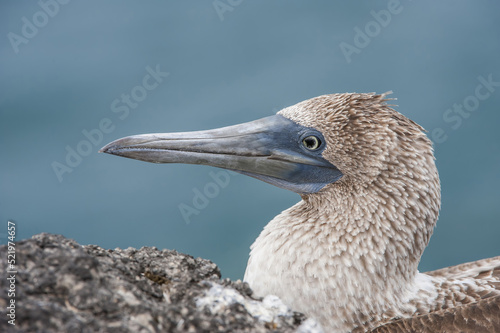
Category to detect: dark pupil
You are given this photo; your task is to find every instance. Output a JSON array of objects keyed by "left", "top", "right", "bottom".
[{"left": 305, "top": 137, "right": 319, "bottom": 149}]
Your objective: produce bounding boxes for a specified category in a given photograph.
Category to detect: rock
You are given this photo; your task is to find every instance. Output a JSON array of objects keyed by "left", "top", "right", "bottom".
[{"left": 0, "top": 233, "right": 323, "bottom": 333}]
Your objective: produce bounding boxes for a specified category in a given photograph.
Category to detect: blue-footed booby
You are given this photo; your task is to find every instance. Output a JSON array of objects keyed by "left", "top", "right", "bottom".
[{"left": 100, "top": 93, "right": 500, "bottom": 332}]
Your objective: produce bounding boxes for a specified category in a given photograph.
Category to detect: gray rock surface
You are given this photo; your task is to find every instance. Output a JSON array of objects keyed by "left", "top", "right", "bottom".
[{"left": 0, "top": 233, "right": 322, "bottom": 333}]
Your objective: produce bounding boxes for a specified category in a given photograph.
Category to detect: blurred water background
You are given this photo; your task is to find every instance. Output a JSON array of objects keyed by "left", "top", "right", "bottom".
[{"left": 1, "top": 1, "right": 499, "bottom": 279}]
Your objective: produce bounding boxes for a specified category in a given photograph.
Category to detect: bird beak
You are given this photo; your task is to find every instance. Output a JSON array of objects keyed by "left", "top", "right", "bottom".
[{"left": 100, "top": 115, "right": 342, "bottom": 193}]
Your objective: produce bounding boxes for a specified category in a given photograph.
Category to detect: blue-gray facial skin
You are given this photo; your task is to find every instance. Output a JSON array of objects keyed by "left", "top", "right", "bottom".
[{"left": 100, "top": 114, "right": 343, "bottom": 194}]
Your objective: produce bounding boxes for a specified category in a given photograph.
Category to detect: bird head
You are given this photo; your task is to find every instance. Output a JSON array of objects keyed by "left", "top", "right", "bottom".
[{"left": 100, "top": 93, "right": 437, "bottom": 198}]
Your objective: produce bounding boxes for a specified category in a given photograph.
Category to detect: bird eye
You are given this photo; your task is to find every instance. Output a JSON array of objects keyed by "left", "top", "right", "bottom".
[{"left": 302, "top": 135, "right": 322, "bottom": 150}]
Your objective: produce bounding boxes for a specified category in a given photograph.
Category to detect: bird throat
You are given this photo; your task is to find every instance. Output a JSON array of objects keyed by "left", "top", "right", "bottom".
[{"left": 244, "top": 179, "right": 439, "bottom": 332}]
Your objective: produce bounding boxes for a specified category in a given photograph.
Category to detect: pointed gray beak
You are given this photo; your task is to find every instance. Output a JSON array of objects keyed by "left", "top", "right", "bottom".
[{"left": 100, "top": 115, "right": 342, "bottom": 193}]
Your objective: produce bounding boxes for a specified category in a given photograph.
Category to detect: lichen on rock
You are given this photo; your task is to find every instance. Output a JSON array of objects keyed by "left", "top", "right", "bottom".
[{"left": 0, "top": 233, "right": 322, "bottom": 333}]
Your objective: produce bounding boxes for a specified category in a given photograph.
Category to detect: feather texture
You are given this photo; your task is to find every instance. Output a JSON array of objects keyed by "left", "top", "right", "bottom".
[{"left": 244, "top": 93, "right": 500, "bottom": 332}]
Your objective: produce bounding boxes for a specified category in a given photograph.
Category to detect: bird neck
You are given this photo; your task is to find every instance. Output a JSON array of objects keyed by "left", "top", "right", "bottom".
[
  {"left": 301, "top": 180, "right": 432, "bottom": 286},
  {"left": 245, "top": 170, "right": 440, "bottom": 331}
]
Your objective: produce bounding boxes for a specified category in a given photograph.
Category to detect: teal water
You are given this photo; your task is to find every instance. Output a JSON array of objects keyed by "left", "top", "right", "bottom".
[{"left": 1, "top": 1, "right": 499, "bottom": 279}]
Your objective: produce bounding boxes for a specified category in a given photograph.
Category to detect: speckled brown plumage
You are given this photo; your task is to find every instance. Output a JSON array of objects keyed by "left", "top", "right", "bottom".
[
  {"left": 244, "top": 93, "right": 500, "bottom": 332},
  {"left": 368, "top": 257, "right": 500, "bottom": 332},
  {"left": 369, "top": 295, "right": 500, "bottom": 333}
]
